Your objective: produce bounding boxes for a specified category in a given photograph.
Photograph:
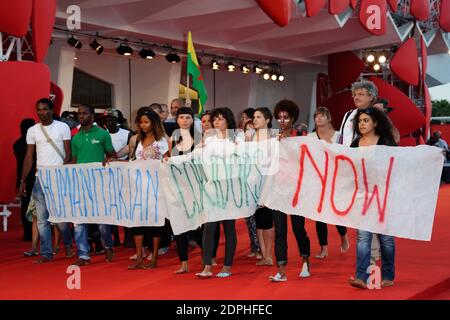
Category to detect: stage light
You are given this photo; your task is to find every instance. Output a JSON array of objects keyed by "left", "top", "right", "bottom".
[
  {"left": 278, "top": 74, "right": 285, "bottom": 82},
  {"left": 90, "top": 39, "right": 103, "bottom": 55},
  {"left": 253, "top": 65, "right": 263, "bottom": 74},
  {"left": 367, "top": 54, "right": 375, "bottom": 63},
  {"left": 271, "top": 74, "right": 277, "bottom": 81},
  {"left": 139, "top": 48, "right": 155, "bottom": 59},
  {"left": 165, "top": 52, "right": 180, "bottom": 63},
  {"left": 227, "top": 62, "right": 236, "bottom": 72},
  {"left": 263, "top": 72, "right": 270, "bottom": 80},
  {"left": 211, "top": 60, "right": 220, "bottom": 70},
  {"left": 67, "top": 36, "right": 82, "bottom": 49},
  {"left": 241, "top": 65, "right": 250, "bottom": 74},
  {"left": 373, "top": 63, "right": 381, "bottom": 71},
  {"left": 378, "top": 55, "right": 387, "bottom": 64},
  {"left": 117, "top": 44, "right": 133, "bottom": 56}
]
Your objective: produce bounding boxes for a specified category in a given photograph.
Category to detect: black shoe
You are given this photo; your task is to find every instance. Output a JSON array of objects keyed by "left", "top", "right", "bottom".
[{"left": 113, "top": 241, "right": 122, "bottom": 248}]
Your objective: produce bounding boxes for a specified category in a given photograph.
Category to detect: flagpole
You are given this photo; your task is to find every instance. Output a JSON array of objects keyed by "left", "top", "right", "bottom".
[{"left": 185, "top": 32, "right": 191, "bottom": 109}]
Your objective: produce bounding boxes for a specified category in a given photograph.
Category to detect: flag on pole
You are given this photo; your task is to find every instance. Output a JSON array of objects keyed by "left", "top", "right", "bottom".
[{"left": 187, "top": 31, "right": 207, "bottom": 116}]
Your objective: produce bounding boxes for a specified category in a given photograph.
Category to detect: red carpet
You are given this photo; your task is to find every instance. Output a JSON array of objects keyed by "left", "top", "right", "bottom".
[{"left": 1, "top": 185, "right": 449, "bottom": 300}]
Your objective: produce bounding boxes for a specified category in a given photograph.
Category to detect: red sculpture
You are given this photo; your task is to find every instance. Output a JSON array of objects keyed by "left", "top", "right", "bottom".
[{"left": 0, "top": 0, "right": 56, "bottom": 203}]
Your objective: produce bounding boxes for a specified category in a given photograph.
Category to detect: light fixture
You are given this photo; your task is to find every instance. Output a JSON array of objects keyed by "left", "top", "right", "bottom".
[
  {"left": 448, "top": 48, "right": 450, "bottom": 55},
  {"left": 241, "top": 65, "right": 250, "bottom": 74},
  {"left": 373, "top": 63, "right": 381, "bottom": 71},
  {"left": 165, "top": 52, "right": 180, "bottom": 63},
  {"left": 67, "top": 36, "right": 82, "bottom": 49},
  {"left": 378, "top": 55, "right": 387, "bottom": 64},
  {"left": 263, "top": 72, "right": 270, "bottom": 80},
  {"left": 271, "top": 74, "right": 278, "bottom": 81},
  {"left": 211, "top": 59, "right": 220, "bottom": 70},
  {"left": 116, "top": 43, "right": 133, "bottom": 56},
  {"left": 139, "top": 48, "right": 155, "bottom": 59},
  {"left": 227, "top": 62, "right": 236, "bottom": 72},
  {"left": 367, "top": 54, "right": 375, "bottom": 63},
  {"left": 253, "top": 65, "right": 263, "bottom": 74},
  {"left": 89, "top": 39, "right": 103, "bottom": 55},
  {"left": 278, "top": 74, "right": 285, "bottom": 82}
]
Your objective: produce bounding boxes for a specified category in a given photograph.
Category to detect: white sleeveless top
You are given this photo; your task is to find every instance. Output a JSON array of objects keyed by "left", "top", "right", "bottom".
[{"left": 110, "top": 128, "right": 130, "bottom": 160}]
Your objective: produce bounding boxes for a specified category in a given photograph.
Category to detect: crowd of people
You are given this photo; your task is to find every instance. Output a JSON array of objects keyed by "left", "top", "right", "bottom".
[{"left": 14, "top": 79, "right": 412, "bottom": 289}]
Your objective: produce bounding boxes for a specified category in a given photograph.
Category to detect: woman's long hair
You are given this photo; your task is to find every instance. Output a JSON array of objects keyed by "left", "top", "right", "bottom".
[
  {"left": 352, "top": 107, "right": 395, "bottom": 145},
  {"left": 134, "top": 108, "right": 165, "bottom": 142}
]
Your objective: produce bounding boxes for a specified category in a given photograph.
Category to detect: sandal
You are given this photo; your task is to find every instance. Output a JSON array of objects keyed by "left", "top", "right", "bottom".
[
  {"left": 216, "top": 271, "right": 232, "bottom": 278},
  {"left": 195, "top": 271, "right": 213, "bottom": 279},
  {"left": 128, "top": 260, "right": 146, "bottom": 270},
  {"left": 24, "top": 250, "right": 39, "bottom": 257},
  {"left": 269, "top": 273, "right": 287, "bottom": 282}
]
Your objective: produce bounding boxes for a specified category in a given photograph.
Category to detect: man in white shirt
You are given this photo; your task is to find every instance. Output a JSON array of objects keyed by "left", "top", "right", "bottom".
[
  {"left": 19, "top": 98, "right": 74, "bottom": 263},
  {"left": 165, "top": 98, "right": 181, "bottom": 123},
  {"left": 339, "top": 80, "right": 379, "bottom": 146},
  {"left": 103, "top": 108, "right": 132, "bottom": 160}
]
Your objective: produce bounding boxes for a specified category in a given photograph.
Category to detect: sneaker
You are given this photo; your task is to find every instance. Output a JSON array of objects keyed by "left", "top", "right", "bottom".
[
  {"left": 299, "top": 262, "right": 311, "bottom": 278},
  {"left": 71, "top": 258, "right": 90, "bottom": 266},
  {"left": 33, "top": 256, "right": 52, "bottom": 264},
  {"left": 269, "top": 273, "right": 287, "bottom": 282}
]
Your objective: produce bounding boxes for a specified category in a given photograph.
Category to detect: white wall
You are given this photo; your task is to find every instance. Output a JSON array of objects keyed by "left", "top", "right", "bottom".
[
  {"left": 202, "top": 64, "right": 326, "bottom": 128},
  {"left": 46, "top": 42, "right": 326, "bottom": 131},
  {"left": 45, "top": 42, "right": 181, "bottom": 127}
]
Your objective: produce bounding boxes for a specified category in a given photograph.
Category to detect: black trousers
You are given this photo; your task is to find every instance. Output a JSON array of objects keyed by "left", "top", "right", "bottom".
[
  {"left": 273, "top": 211, "right": 310, "bottom": 266},
  {"left": 175, "top": 227, "right": 204, "bottom": 262},
  {"left": 315, "top": 221, "right": 347, "bottom": 246},
  {"left": 202, "top": 220, "right": 236, "bottom": 266}
]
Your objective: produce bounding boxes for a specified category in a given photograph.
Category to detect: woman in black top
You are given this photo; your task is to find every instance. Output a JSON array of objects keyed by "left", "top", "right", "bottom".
[
  {"left": 348, "top": 107, "right": 397, "bottom": 289},
  {"left": 168, "top": 107, "right": 204, "bottom": 274}
]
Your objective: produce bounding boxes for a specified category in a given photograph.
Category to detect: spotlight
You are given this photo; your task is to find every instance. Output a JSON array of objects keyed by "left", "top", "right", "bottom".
[
  {"left": 378, "top": 55, "right": 387, "bottom": 64},
  {"left": 278, "top": 74, "right": 285, "bottom": 82},
  {"left": 373, "top": 63, "right": 381, "bottom": 71},
  {"left": 367, "top": 54, "right": 375, "bottom": 63},
  {"left": 165, "top": 52, "right": 180, "bottom": 63},
  {"left": 263, "top": 72, "right": 270, "bottom": 80},
  {"left": 67, "top": 36, "right": 82, "bottom": 49},
  {"left": 271, "top": 74, "right": 277, "bottom": 81},
  {"left": 89, "top": 39, "right": 103, "bottom": 55},
  {"left": 241, "top": 65, "right": 250, "bottom": 74},
  {"left": 448, "top": 49, "right": 450, "bottom": 55},
  {"left": 227, "top": 62, "right": 236, "bottom": 72},
  {"left": 211, "top": 60, "right": 220, "bottom": 70},
  {"left": 253, "top": 65, "right": 263, "bottom": 74},
  {"left": 139, "top": 48, "right": 155, "bottom": 59},
  {"left": 117, "top": 43, "right": 133, "bottom": 56}
]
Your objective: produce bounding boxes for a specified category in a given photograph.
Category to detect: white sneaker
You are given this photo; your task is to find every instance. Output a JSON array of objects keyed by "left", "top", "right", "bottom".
[
  {"left": 299, "top": 262, "right": 311, "bottom": 278},
  {"left": 129, "top": 249, "right": 147, "bottom": 260},
  {"left": 269, "top": 273, "right": 287, "bottom": 282}
]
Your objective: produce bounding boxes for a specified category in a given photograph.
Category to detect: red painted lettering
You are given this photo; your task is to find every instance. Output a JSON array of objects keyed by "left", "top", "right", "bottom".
[
  {"left": 361, "top": 157, "right": 395, "bottom": 223},
  {"left": 330, "top": 155, "right": 358, "bottom": 216},
  {"left": 292, "top": 144, "right": 329, "bottom": 212}
]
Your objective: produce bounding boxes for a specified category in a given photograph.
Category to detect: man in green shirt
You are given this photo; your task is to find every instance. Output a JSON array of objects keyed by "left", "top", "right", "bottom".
[{"left": 70, "top": 105, "right": 117, "bottom": 266}]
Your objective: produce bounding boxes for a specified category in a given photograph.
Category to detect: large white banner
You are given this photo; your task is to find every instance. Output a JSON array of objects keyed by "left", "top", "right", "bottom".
[
  {"left": 259, "top": 137, "right": 443, "bottom": 241},
  {"left": 38, "top": 160, "right": 166, "bottom": 227},
  {"left": 40, "top": 137, "right": 444, "bottom": 240}
]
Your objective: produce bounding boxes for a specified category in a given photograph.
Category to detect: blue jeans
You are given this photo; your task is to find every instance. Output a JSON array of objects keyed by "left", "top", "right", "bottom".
[
  {"left": 74, "top": 224, "right": 113, "bottom": 260},
  {"left": 32, "top": 178, "right": 73, "bottom": 259},
  {"left": 356, "top": 230, "right": 395, "bottom": 282}
]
